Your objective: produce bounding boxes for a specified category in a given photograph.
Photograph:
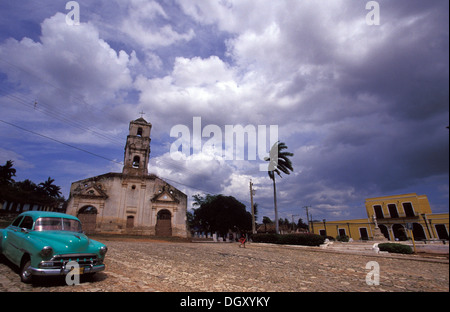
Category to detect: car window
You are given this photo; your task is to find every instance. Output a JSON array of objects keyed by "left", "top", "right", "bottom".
[
  {"left": 63, "top": 218, "right": 82, "bottom": 232},
  {"left": 21, "top": 216, "right": 34, "bottom": 230},
  {"left": 34, "top": 217, "right": 82, "bottom": 232},
  {"left": 34, "top": 218, "right": 62, "bottom": 231},
  {"left": 11, "top": 216, "right": 23, "bottom": 227}
]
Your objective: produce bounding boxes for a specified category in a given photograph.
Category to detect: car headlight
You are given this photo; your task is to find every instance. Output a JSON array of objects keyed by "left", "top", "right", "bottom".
[
  {"left": 39, "top": 246, "right": 53, "bottom": 259},
  {"left": 99, "top": 246, "right": 108, "bottom": 256}
]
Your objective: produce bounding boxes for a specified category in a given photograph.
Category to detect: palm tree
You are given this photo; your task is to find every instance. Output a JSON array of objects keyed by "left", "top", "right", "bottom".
[
  {"left": 0, "top": 160, "right": 17, "bottom": 205},
  {"left": 0, "top": 160, "right": 16, "bottom": 185},
  {"left": 38, "top": 177, "right": 62, "bottom": 199},
  {"left": 265, "top": 141, "right": 294, "bottom": 234}
]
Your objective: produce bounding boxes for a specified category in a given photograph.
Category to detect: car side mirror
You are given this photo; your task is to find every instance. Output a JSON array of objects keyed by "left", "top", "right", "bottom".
[{"left": 21, "top": 228, "right": 30, "bottom": 234}]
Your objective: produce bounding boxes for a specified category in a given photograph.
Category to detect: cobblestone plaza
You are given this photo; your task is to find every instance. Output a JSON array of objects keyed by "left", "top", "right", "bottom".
[{"left": 0, "top": 238, "right": 448, "bottom": 292}]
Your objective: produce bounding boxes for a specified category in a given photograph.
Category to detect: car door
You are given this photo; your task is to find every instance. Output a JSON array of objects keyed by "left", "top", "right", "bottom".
[{"left": 3, "top": 216, "right": 24, "bottom": 264}]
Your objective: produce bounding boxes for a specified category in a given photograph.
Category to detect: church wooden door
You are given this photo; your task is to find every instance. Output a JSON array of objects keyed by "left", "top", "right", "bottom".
[
  {"left": 126, "top": 216, "right": 134, "bottom": 229},
  {"left": 78, "top": 206, "right": 98, "bottom": 234},
  {"left": 156, "top": 209, "right": 172, "bottom": 236}
]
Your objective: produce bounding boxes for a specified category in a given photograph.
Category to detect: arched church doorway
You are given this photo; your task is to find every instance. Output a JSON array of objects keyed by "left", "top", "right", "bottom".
[
  {"left": 77, "top": 205, "right": 98, "bottom": 234},
  {"left": 156, "top": 209, "right": 172, "bottom": 236}
]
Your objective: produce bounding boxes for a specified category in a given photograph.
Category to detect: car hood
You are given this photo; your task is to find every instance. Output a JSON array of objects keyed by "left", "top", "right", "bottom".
[{"left": 32, "top": 231, "right": 91, "bottom": 254}]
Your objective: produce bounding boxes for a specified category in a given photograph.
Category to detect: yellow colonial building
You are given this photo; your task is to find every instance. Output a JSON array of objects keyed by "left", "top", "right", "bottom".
[{"left": 310, "top": 193, "right": 449, "bottom": 242}]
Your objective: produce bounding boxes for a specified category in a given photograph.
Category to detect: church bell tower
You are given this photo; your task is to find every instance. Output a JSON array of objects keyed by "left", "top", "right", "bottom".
[{"left": 122, "top": 117, "right": 152, "bottom": 176}]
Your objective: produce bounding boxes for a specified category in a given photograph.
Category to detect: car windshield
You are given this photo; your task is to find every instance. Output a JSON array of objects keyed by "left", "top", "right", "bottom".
[{"left": 34, "top": 217, "right": 82, "bottom": 233}]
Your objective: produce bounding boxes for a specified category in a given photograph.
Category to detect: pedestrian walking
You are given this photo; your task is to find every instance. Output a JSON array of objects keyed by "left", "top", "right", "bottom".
[{"left": 239, "top": 234, "right": 246, "bottom": 248}]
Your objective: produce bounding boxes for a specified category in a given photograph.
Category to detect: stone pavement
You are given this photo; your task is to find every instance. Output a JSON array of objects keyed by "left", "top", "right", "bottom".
[{"left": 0, "top": 238, "right": 448, "bottom": 292}]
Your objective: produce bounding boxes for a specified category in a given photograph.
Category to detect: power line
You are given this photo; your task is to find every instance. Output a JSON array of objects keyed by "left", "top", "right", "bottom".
[
  {"left": 0, "top": 57, "right": 126, "bottom": 145},
  {"left": 0, "top": 87, "right": 124, "bottom": 146},
  {"left": 0, "top": 119, "right": 123, "bottom": 165}
]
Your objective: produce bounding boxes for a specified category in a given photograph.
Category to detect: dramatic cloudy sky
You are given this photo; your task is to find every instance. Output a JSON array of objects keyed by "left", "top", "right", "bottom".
[{"left": 0, "top": 0, "right": 448, "bottom": 222}]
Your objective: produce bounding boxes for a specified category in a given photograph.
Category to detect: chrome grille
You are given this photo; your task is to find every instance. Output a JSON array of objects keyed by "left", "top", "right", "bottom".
[{"left": 39, "top": 253, "right": 100, "bottom": 269}]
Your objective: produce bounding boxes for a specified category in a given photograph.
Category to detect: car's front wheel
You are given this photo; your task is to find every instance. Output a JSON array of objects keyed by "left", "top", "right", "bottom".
[{"left": 20, "top": 259, "right": 33, "bottom": 283}]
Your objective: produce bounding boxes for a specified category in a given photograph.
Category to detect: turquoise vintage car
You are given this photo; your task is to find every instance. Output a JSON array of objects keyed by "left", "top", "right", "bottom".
[{"left": 0, "top": 211, "right": 107, "bottom": 283}]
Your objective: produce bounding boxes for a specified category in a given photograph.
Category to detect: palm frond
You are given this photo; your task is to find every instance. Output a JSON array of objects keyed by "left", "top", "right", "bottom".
[{"left": 265, "top": 141, "right": 294, "bottom": 179}]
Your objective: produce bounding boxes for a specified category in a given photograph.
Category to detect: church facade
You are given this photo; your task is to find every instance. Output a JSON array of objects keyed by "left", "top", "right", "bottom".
[{"left": 66, "top": 117, "right": 188, "bottom": 237}]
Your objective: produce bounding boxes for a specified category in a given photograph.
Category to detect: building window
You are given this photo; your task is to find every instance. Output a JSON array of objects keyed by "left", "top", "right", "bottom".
[
  {"left": 137, "top": 127, "right": 143, "bottom": 137},
  {"left": 402, "top": 202, "right": 415, "bottom": 217},
  {"left": 388, "top": 204, "right": 399, "bottom": 218},
  {"left": 359, "top": 228, "right": 369, "bottom": 240},
  {"left": 373, "top": 205, "right": 384, "bottom": 219},
  {"left": 435, "top": 224, "right": 449, "bottom": 240},
  {"left": 132, "top": 156, "right": 140, "bottom": 168}
]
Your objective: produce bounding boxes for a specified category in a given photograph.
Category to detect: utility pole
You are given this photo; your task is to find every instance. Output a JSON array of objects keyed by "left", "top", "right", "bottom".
[
  {"left": 303, "top": 206, "right": 311, "bottom": 232},
  {"left": 250, "top": 180, "right": 256, "bottom": 234}
]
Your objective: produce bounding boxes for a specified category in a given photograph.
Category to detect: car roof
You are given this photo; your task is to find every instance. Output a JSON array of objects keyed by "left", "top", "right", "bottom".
[{"left": 18, "top": 211, "right": 79, "bottom": 221}]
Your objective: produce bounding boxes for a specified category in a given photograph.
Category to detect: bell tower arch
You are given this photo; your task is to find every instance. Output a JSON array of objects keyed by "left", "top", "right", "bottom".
[{"left": 123, "top": 117, "right": 152, "bottom": 176}]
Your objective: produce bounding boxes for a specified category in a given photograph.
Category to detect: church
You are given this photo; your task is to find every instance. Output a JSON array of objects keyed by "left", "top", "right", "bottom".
[{"left": 66, "top": 117, "right": 188, "bottom": 237}]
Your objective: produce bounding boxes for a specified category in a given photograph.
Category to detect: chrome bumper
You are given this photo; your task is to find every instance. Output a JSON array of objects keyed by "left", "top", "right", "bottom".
[{"left": 31, "top": 264, "right": 105, "bottom": 276}]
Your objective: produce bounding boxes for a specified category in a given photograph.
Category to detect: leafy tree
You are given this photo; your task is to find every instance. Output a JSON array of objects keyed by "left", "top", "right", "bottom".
[
  {"left": 192, "top": 193, "right": 216, "bottom": 207},
  {"left": 264, "top": 142, "right": 294, "bottom": 234},
  {"left": 279, "top": 218, "right": 292, "bottom": 232},
  {"left": 193, "top": 194, "right": 252, "bottom": 235},
  {"left": 16, "top": 179, "right": 38, "bottom": 193},
  {"left": 186, "top": 210, "right": 195, "bottom": 231},
  {"left": 262, "top": 216, "right": 273, "bottom": 233},
  {"left": 0, "top": 161, "right": 63, "bottom": 211},
  {"left": 297, "top": 218, "right": 309, "bottom": 230}
]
